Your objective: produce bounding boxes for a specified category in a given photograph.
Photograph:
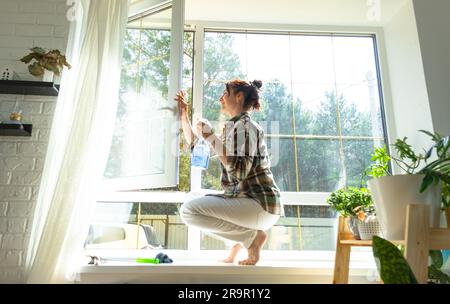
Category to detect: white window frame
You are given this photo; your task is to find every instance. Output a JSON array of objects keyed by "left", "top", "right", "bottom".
[
  {"left": 101, "top": 0, "right": 185, "bottom": 191},
  {"left": 95, "top": 20, "right": 393, "bottom": 258}
]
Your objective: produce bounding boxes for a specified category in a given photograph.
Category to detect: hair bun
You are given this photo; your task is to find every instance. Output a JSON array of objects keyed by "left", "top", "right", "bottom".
[{"left": 251, "top": 80, "right": 262, "bottom": 89}]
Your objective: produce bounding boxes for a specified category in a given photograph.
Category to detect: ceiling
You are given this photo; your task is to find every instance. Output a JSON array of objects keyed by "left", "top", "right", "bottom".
[
  {"left": 184, "top": 0, "right": 410, "bottom": 26},
  {"left": 130, "top": 0, "right": 410, "bottom": 27}
]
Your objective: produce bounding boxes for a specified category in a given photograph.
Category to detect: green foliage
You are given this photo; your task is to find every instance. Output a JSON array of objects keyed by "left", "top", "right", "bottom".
[
  {"left": 20, "top": 47, "right": 71, "bottom": 77},
  {"left": 373, "top": 237, "right": 450, "bottom": 284},
  {"left": 420, "top": 130, "right": 450, "bottom": 208},
  {"left": 429, "top": 250, "right": 443, "bottom": 268},
  {"left": 400, "top": 130, "right": 450, "bottom": 192},
  {"left": 367, "top": 130, "right": 450, "bottom": 194},
  {"left": 397, "top": 131, "right": 450, "bottom": 193},
  {"left": 178, "top": 150, "right": 191, "bottom": 192},
  {"left": 326, "top": 187, "right": 373, "bottom": 217},
  {"left": 365, "top": 145, "right": 390, "bottom": 179},
  {"left": 428, "top": 250, "right": 450, "bottom": 284},
  {"left": 202, "top": 33, "right": 245, "bottom": 122},
  {"left": 372, "top": 236, "right": 418, "bottom": 284},
  {"left": 442, "top": 182, "right": 450, "bottom": 208}
]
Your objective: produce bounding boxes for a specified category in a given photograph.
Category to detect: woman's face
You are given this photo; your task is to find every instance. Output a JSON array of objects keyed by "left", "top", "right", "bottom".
[{"left": 219, "top": 87, "right": 241, "bottom": 115}]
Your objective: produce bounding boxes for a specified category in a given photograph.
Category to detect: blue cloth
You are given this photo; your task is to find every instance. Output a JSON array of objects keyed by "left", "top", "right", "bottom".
[{"left": 155, "top": 252, "right": 173, "bottom": 263}]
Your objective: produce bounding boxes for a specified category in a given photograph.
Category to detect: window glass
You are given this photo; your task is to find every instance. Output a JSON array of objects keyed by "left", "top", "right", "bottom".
[
  {"left": 85, "top": 202, "right": 187, "bottom": 250},
  {"left": 201, "top": 31, "right": 386, "bottom": 194},
  {"left": 201, "top": 205, "right": 338, "bottom": 251},
  {"left": 103, "top": 9, "right": 194, "bottom": 191},
  {"left": 200, "top": 31, "right": 387, "bottom": 250}
]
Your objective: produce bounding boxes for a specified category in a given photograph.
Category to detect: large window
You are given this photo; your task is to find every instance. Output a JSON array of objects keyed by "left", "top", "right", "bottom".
[
  {"left": 200, "top": 31, "right": 385, "bottom": 251},
  {"left": 89, "top": 28, "right": 387, "bottom": 253},
  {"left": 202, "top": 31, "right": 384, "bottom": 192}
]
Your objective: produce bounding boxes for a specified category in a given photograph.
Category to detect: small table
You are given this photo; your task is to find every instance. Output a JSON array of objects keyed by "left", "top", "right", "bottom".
[
  {"left": 333, "top": 205, "right": 450, "bottom": 284},
  {"left": 332, "top": 216, "right": 404, "bottom": 284}
]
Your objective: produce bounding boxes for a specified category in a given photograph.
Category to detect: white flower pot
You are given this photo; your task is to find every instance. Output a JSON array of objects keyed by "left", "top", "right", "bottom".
[
  {"left": 367, "top": 174, "right": 441, "bottom": 240},
  {"left": 42, "top": 70, "right": 54, "bottom": 82},
  {"left": 357, "top": 216, "right": 383, "bottom": 240}
]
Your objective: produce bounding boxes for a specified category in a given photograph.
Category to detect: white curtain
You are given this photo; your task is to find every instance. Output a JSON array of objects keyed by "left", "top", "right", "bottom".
[{"left": 25, "top": 0, "right": 129, "bottom": 283}]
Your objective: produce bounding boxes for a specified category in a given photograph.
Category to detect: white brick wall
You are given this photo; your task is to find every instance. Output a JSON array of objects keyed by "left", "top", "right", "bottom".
[
  {"left": 0, "top": 0, "right": 70, "bottom": 283},
  {"left": 0, "top": 0, "right": 70, "bottom": 81}
]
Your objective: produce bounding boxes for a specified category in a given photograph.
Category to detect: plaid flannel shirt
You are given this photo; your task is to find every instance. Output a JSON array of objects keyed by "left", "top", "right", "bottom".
[{"left": 194, "top": 112, "right": 281, "bottom": 215}]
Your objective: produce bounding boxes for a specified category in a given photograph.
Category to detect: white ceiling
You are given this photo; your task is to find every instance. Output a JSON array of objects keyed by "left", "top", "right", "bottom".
[
  {"left": 130, "top": 0, "right": 410, "bottom": 27},
  {"left": 185, "top": 0, "right": 410, "bottom": 26}
]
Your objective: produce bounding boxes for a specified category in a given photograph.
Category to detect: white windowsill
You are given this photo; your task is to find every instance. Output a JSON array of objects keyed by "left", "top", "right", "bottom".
[{"left": 78, "top": 250, "right": 379, "bottom": 284}]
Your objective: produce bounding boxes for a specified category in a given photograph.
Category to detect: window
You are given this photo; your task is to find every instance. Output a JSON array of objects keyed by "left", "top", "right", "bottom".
[
  {"left": 102, "top": 4, "right": 190, "bottom": 191},
  {"left": 90, "top": 27, "right": 387, "bottom": 254},
  {"left": 199, "top": 31, "right": 386, "bottom": 251}
]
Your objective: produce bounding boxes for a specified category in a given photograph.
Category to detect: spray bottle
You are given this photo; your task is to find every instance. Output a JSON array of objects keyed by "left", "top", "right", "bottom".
[{"left": 191, "top": 138, "right": 210, "bottom": 170}]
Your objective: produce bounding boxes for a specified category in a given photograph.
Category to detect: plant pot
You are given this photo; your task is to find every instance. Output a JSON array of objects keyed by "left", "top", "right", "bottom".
[
  {"left": 357, "top": 216, "right": 383, "bottom": 240},
  {"left": 346, "top": 217, "right": 360, "bottom": 239},
  {"left": 42, "top": 70, "right": 54, "bottom": 82},
  {"left": 367, "top": 174, "right": 442, "bottom": 240}
]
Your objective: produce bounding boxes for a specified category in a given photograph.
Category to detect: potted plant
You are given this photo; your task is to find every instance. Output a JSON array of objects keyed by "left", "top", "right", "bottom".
[
  {"left": 367, "top": 130, "right": 450, "bottom": 240},
  {"left": 20, "top": 47, "right": 71, "bottom": 81},
  {"left": 327, "top": 187, "right": 375, "bottom": 239}
]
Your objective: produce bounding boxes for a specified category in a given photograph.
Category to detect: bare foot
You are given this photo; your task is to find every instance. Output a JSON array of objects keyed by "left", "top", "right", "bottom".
[
  {"left": 221, "top": 243, "right": 242, "bottom": 263},
  {"left": 239, "top": 230, "right": 267, "bottom": 266}
]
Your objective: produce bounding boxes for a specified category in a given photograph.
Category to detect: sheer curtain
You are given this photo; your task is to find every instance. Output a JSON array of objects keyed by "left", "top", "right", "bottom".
[{"left": 25, "top": 0, "right": 129, "bottom": 283}]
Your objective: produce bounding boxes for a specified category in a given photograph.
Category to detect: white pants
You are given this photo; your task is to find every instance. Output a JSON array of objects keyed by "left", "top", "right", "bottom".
[{"left": 180, "top": 195, "right": 280, "bottom": 248}]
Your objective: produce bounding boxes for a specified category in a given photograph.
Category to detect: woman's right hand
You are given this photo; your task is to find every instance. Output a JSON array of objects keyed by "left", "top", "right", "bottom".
[{"left": 174, "top": 90, "right": 188, "bottom": 118}]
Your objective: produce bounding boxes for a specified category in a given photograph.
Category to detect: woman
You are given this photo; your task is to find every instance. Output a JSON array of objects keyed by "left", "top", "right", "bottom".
[{"left": 174, "top": 79, "right": 281, "bottom": 265}]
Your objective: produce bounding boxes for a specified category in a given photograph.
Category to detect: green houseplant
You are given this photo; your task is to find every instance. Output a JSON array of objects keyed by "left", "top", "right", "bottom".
[
  {"left": 327, "top": 187, "right": 374, "bottom": 239},
  {"left": 367, "top": 130, "right": 450, "bottom": 192},
  {"left": 367, "top": 130, "right": 450, "bottom": 240},
  {"left": 421, "top": 131, "right": 450, "bottom": 227},
  {"left": 20, "top": 47, "right": 71, "bottom": 78},
  {"left": 367, "top": 131, "right": 450, "bottom": 190}
]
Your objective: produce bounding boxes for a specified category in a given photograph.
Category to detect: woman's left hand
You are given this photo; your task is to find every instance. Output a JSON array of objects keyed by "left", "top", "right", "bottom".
[{"left": 196, "top": 118, "right": 214, "bottom": 139}]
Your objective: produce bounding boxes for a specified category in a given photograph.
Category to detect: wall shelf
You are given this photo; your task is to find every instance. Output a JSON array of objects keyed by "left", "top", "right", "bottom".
[
  {"left": 0, "top": 80, "right": 59, "bottom": 96},
  {"left": 0, "top": 123, "right": 32, "bottom": 136}
]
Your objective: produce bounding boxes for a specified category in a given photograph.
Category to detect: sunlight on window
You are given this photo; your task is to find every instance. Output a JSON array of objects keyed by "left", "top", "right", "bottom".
[
  {"left": 202, "top": 31, "right": 386, "bottom": 192},
  {"left": 201, "top": 31, "right": 387, "bottom": 251}
]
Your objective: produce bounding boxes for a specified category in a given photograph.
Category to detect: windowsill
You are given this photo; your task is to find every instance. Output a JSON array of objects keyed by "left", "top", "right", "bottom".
[
  {"left": 95, "top": 189, "right": 331, "bottom": 206},
  {"left": 78, "top": 250, "right": 379, "bottom": 284}
]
